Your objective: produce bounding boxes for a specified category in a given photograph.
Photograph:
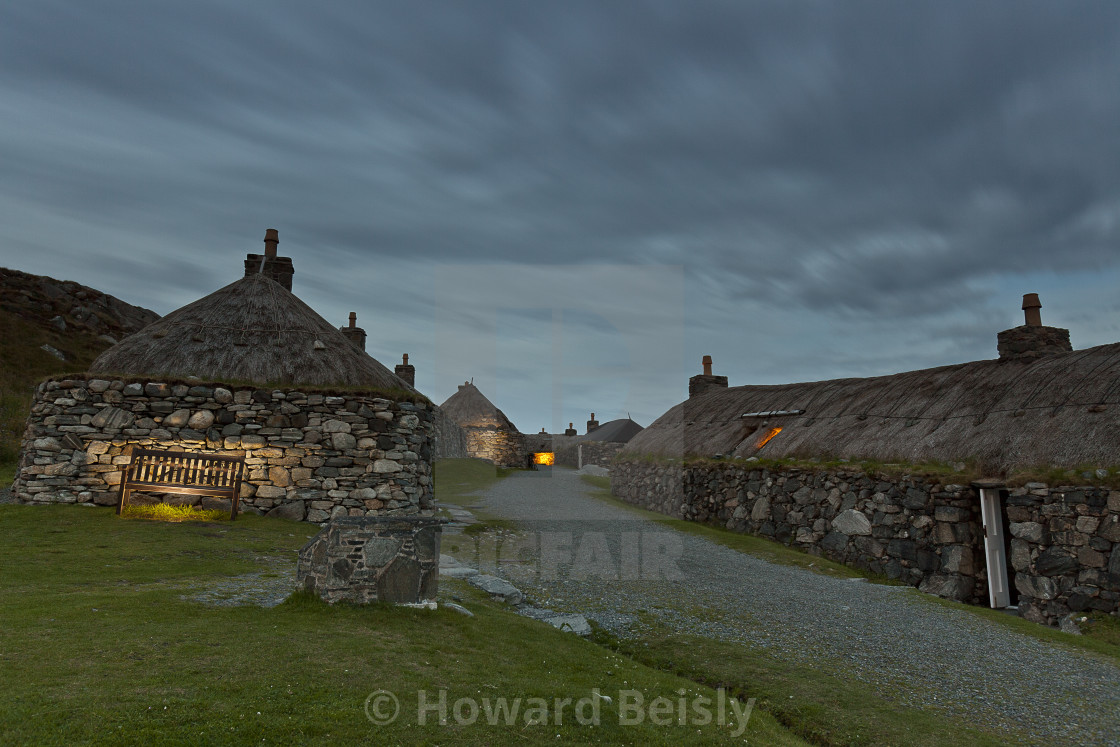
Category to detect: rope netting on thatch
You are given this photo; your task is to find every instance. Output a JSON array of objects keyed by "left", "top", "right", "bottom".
[
  {"left": 622, "top": 342, "right": 1120, "bottom": 470},
  {"left": 90, "top": 274, "right": 411, "bottom": 390},
  {"left": 439, "top": 382, "right": 520, "bottom": 432}
]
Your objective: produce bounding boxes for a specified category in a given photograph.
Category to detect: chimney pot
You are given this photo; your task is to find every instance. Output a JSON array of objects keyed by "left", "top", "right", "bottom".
[
  {"left": 348, "top": 312, "right": 356, "bottom": 329},
  {"left": 1022, "top": 293, "right": 1042, "bottom": 327},
  {"left": 402, "top": 354, "right": 409, "bottom": 365},
  {"left": 702, "top": 355, "right": 713, "bottom": 376},
  {"left": 264, "top": 228, "right": 279, "bottom": 258}
]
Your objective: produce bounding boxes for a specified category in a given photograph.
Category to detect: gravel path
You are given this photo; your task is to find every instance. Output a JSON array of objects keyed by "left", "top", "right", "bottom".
[{"left": 446, "top": 466, "right": 1120, "bottom": 746}]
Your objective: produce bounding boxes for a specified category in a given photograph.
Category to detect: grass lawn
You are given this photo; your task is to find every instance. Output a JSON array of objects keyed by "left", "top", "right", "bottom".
[
  {"left": 0, "top": 461, "right": 15, "bottom": 490},
  {"left": 433, "top": 458, "right": 516, "bottom": 506},
  {"left": 0, "top": 501, "right": 802, "bottom": 745}
]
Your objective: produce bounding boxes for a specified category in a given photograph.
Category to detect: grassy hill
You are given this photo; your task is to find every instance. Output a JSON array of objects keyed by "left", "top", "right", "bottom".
[{"left": 0, "top": 267, "right": 158, "bottom": 484}]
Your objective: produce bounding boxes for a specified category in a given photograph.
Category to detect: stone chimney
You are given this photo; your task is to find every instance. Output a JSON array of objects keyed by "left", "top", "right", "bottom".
[
  {"left": 689, "top": 354, "right": 728, "bottom": 397},
  {"left": 564, "top": 422, "right": 577, "bottom": 437},
  {"left": 338, "top": 312, "right": 367, "bottom": 351},
  {"left": 395, "top": 354, "right": 415, "bottom": 387},
  {"left": 244, "top": 228, "right": 295, "bottom": 291},
  {"left": 997, "top": 294, "right": 1073, "bottom": 360},
  {"left": 586, "top": 413, "right": 599, "bottom": 434}
]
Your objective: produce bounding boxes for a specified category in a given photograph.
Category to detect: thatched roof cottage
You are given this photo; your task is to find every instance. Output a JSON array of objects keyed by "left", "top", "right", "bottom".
[
  {"left": 613, "top": 297, "right": 1120, "bottom": 626},
  {"left": 439, "top": 381, "right": 524, "bottom": 467},
  {"left": 14, "top": 230, "right": 444, "bottom": 522}
]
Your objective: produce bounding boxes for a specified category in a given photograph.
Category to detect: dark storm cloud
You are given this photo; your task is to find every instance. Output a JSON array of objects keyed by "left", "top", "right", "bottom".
[{"left": 1, "top": 1, "right": 1118, "bottom": 424}]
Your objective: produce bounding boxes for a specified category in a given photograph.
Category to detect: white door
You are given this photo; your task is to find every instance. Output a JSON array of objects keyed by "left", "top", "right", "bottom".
[{"left": 978, "top": 488, "right": 1011, "bottom": 608}]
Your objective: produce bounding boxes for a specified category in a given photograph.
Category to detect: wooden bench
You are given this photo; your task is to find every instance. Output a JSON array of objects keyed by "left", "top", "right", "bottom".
[{"left": 116, "top": 448, "right": 245, "bottom": 519}]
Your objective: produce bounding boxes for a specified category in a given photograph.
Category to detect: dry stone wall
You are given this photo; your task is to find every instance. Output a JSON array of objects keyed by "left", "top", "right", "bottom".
[
  {"left": 463, "top": 427, "right": 524, "bottom": 468},
  {"left": 1005, "top": 482, "right": 1120, "bottom": 623},
  {"left": 555, "top": 440, "right": 625, "bottom": 469},
  {"left": 14, "top": 377, "right": 436, "bottom": 522},
  {"left": 431, "top": 407, "right": 468, "bottom": 460},
  {"left": 611, "top": 460, "right": 1120, "bottom": 625}
]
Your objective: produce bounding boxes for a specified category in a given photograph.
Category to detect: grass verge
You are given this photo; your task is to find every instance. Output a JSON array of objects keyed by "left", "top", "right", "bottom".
[
  {"left": 590, "top": 624, "right": 1016, "bottom": 747},
  {"left": 0, "top": 460, "right": 14, "bottom": 490},
  {"left": 619, "top": 454, "right": 1120, "bottom": 489},
  {"left": 0, "top": 503, "right": 803, "bottom": 745}
]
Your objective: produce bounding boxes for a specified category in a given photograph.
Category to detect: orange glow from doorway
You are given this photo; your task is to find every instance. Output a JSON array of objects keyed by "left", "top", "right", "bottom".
[
  {"left": 755, "top": 427, "right": 782, "bottom": 450},
  {"left": 533, "top": 452, "right": 555, "bottom": 465}
]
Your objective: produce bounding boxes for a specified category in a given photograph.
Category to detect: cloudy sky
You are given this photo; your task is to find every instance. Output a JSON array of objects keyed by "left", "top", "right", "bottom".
[{"left": 2, "top": 1, "right": 1119, "bottom": 433}]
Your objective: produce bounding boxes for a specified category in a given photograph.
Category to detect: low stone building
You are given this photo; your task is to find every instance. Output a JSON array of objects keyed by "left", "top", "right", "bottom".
[
  {"left": 613, "top": 296, "right": 1120, "bottom": 625},
  {"left": 554, "top": 414, "right": 644, "bottom": 468},
  {"left": 13, "top": 230, "right": 440, "bottom": 522},
  {"left": 438, "top": 382, "right": 524, "bottom": 467}
]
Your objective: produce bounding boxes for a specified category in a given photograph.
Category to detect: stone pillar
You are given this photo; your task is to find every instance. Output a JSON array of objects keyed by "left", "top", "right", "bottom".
[
  {"left": 297, "top": 516, "right": 445, "bottom": 605},
  {"left": 395, "top": 354, "right": 415, "bottom": 387}
]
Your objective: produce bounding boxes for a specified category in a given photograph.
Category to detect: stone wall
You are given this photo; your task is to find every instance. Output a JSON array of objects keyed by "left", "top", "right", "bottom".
[
  {"left": 462, "top": 427, "right": 524, "bottom": 468},
  {"left": 611, "top": 460, "right": 1120, "bottom": 624},
  {"left": 1005, "top": 483, "right": 1120, "bottom": 623},
  {"left": 555, "top": 440, "right": 626, "bottom": 469},
  {"left": 14, "top": 376, "right": 436, "bottom": 522},
  {"left": 431, "top": 407, "right": 468, "bottom": 460}
]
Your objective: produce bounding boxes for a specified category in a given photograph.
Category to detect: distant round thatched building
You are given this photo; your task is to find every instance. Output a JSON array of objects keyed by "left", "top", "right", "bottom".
[{"left": 439, "top": 382, "right": 525, "bottom": 467}]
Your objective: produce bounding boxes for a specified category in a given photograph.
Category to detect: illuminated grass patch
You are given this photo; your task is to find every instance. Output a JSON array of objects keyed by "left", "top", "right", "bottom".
[{"left": 120, "top": 503, "right": 229, "bottom": 522}]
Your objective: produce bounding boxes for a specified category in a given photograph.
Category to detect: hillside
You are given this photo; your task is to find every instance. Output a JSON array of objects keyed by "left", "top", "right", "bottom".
[{"left": 0, "top": 267, "right": 159, "bottom": 474}]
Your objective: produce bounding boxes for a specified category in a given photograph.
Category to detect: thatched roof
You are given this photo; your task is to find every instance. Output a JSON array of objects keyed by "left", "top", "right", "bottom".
[
  {"left": 585, "top": 418, "right": 643, "bottom": 443},
  {"left": 622, "top": 342, "right": 1120, "bottom": 470},
  {"left": 439, "top": 382, "right": 520, "bottom": 432},
  {"left": 89, "top": 273, "right": 412, "bottom": 390}
]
